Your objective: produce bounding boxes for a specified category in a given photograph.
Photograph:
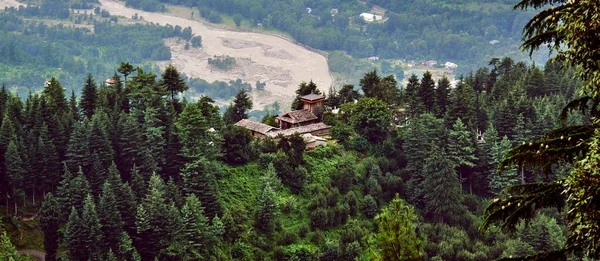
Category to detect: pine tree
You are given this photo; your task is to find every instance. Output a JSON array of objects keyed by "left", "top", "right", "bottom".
[
  {"left": 6, "top": 139, "right": 25, "bottom": 214},
  {"left": 178, "top": 194, "right": 213, "bottom": 259},
  {"left": 422, "top": 152, "right": 462, "bottom": 223},
  {"left": 80, "top": 74, "right": 98, "bottom": 119},
  {"left": 368, "top": 195, "right": 424, "bottom": 261},
  {"left": 447, "top": 118, "right": 478, "bottom": 193},
  {"left": 404, "top": 74, "right": 423, "bottom": 117},
  {"left": 488, "top": 136, "right": 519, "bottom": 195},
  {"left": 160, "top": 64, "right": 189, "bottom": 102},
  {"left": 224, "top": 88, "right": 253, "bottom": 125},
  {"left": 80, "top": 194, "right": 102, "bottom": 260},
  {"left": 435, "top": 76, "right": 451, "bottom": 117},
  {"left": 141, "top": 107, "right": 165, "bottom": 175},
  {"left": 255, "top": 182, "right": 278, "bottom": 234},
  {"left": 180, "top": 158, "right": 221, "bottom": 219},
  {"left": 42, "top": 77, "right": 68, "bottom": 116},
  {"left": 98, "top": 182, "right": 123, "bottom": 254},
  {"left": 176, "top": 101, "right": 223, "bottom": 160},
  {"left": 446, "top": 78, "right": 477, "bottom": 128},
  {"left": 65, "top": 207, "right": 86, "bottom": 261},
  {"left": 40, "top": 193, "right": 61, "bottom": 261},
  {"left": 419, "top": 71, "right": 436, "bottom": 113},
  {"left": 69, "top": 89, "right": 79, "bottom": 122}
]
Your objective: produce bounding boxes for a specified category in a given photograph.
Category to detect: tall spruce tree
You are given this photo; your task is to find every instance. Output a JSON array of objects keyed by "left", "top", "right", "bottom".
[
  {"left": 447, "top": 118, "right": 478, "bottom": 193},
  {"left": 404, "top": 74, "right": 423, "bottom": 116},
  {"left": 255, "top": 182, "right": 278, "bottom": 234},
  {"left": 435, "top": 76, "right": 451, "bottom": 117},
  {"left": 180, "top": 158, "right": 221, "bottom": 219},
  {"left": 224, "top": 88, "right": 253, "bottom": 125},
  {"left": 80, "top": 74, "right": 98, "bottom": 119},
  {"left": 40, "top": 193, "right": 61, "bottom": 261},
  {"left": 422, "top": 151, "right": 463, "bottom": 223},
  {"left": 98, "top": 182, "right": 124, "bottom": 255},
  {"left": 419, "top": 71, "right": 436, "bottom": 113}
]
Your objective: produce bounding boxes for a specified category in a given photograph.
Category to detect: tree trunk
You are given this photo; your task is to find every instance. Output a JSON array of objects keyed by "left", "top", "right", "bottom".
[
  {"left": 14, "top": 200, "right": 17, "bottom": 216},
  {"left": 32, "top": 187, "right": 35, "bottom": 205}
]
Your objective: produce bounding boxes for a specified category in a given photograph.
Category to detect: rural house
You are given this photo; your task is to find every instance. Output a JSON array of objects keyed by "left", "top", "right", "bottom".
[{"left": 235, "top": 93, "right": 331, "bottom": 148}]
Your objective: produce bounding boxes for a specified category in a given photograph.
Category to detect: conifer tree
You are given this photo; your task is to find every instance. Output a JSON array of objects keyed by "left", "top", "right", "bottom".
[
  {"left": 66, "top": 119, "right": 93, "bottom": 172},
  {"left": 141, "top": 107, "right": 165, "bottom": 175},
  {"left": 178, "top": 194, "right": 213, "bottom": 259},
  {"left": 38, "top": 123, "right": 61, "bottom": 194},
  {"left": 180, "top": 158, "right": 221, "bottom": 219},
  {"left": 435, "top": 76, "right": 451, "bottom": 117},
  {"left": 115, "top": 114, "right": 144, "bottom": 181},
  {"left": 446, "top": 78, "right": 477, "bottom": 128},
  {"left": 255, "top": 182, "right": 278, "bottom": 234},
  {"left": 404, "top": 74, "right": 423, "bottom": 117},
  {"left": 419, "top": 71, "right": 436, "bottom": 113},
  {"left": 69, "top": 89, "right": 79, "bottom": 122},
  {"left": 98, "top": 182, "right": 123, "bottom": 254},
  {"left": 106, "top": 163, "right": 137, "bottom": 236},
  {"left": 368, "top": 196, "right": 424, "bottom": 261},
  {"left": 160, "top": 64, "right": 189, "bottom": 102},
  {"left": 80, "top": 74, "right": 98, "bottom": 119},
  {"left": 176, "top": 101, "right": 223, "bottom": 160},
  {"left": 447, "top": 118, "right": 478, "bottom": 193},
  {"left": 40, "top": 193, "right": 61, "bottom": 261},
  {"left": 80, "top": 194, "right": 102, "bottom": 260},
  {"left": 224, "top": 88, "right": 253, "bottom": 125},
  {"left": 65, "top": 207, "right": 86, "bottom": 261},
  {"left": 42, "top": 77, "right": 68, "bottom": 116},
  {"left": 6, "top": 139, "right": 25, "bottom": 214},
  {"left": 422, "top": 152, "right": 462, "bottom": 223},
  {"left": 488, "top": 136, "right": 519, "bottom": 195}
]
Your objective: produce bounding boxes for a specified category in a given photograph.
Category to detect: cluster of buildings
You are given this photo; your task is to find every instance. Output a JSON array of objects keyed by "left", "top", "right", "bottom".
[{"left": 235, "top": 94, "right": 331, "bottom": 150}]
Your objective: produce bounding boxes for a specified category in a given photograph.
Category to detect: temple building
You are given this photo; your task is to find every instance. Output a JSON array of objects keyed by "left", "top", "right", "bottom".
[{"left": 235, "top": 93, "right": 331, "bottom": 149}]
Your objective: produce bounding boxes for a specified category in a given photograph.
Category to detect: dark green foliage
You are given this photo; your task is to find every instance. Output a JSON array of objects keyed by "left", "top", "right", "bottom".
[
  {"left": 349, "top": 97, "right": 392, "bottom": 143},
  {"left": 160, "top": 64, "right": 189, "bottom": 103},
  {"left": 422, "top": 152, "right": 462, "bottom": 223},
  {"left": 80, "top": 74, "right": 98, "bottom": 119},
  {"left": 361, "top": 194, "right": 378, "bottom": 219},
  {"left": 419, "top": 71, "right": 436, "bottom": 113},
  {"left": 98, "top": 182, "right": 124, "bottom": 255},
  {"left": 222, "top": 125, "right": 253, "bottom": 165},
  {"left": 40, "top": 193, "right": 61, "bottom": 261},
  {"left": 360, "top": 70, "right": 400, "bottom": 105},
  {"left": 180, "top": 158, "right": 221, "bottom": 219},
  {"left": 435, "top": 76, "right": 451, "bottom": 117}
]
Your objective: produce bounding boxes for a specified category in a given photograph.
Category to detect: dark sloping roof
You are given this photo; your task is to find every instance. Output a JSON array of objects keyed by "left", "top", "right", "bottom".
[
  {"left": 267, "top": 122, "right": 331, "bottom": 138},
  {"left": 300, "top": 93, "right": 326, "bottom": 101},
  {"left": 235, "top": 119, "right": 278, "bottom": 134},
  {"left": 276, "top": 109, "right": 318, "bottom": 124}
]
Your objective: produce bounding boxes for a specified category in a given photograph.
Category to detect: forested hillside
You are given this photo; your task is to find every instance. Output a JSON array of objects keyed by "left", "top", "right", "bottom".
[{"left": 0, "top": 53, "right": 584, "bottom": 260}]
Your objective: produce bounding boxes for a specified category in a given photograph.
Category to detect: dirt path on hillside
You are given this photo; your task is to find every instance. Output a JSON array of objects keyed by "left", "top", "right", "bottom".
[{"left": 99, "top": 0, "right": 332, "bottom": 108}]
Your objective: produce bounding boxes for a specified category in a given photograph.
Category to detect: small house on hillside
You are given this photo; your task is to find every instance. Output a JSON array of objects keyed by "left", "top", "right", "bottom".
[
  {"left": 235, "top": 93, "right": 331, "bottom": 149},
  {"left": 444, "top": 62, "right": 458, "bottom": 69},
  {"left": 360, "top": 13, "right": 383, "bottom": 22}
]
